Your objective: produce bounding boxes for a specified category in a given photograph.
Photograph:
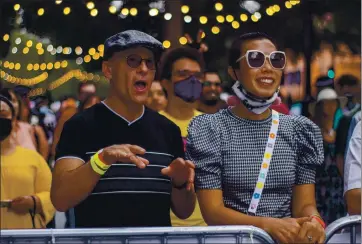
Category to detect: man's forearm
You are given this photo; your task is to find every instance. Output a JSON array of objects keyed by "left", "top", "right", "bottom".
[
  {"left": 171, "top": 187, "right": 196, "bottom": 219},
  {"left": 51, "top": 161, "right": 101, "bottom": 212}
]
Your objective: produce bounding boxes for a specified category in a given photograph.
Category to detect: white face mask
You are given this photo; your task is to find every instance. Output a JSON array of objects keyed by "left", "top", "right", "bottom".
[{"left": 232, "top": 81, "right": 279, "bottom": 114}]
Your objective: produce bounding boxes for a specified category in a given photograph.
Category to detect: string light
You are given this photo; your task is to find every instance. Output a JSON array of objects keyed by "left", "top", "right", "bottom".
[
  {"left": 240, "top": 14, "right": 248, "bottom": 22},
  {"left": 211, "top": 26, "right": 220, "bottom": 34},
  {"left": 14, "top": 4, "right": 20, "bottom": 11},
  {"left": 130, "top": 8, "right": 138, "bottom": 16},
  {"left": 109, "top": 5, "right": 117, "bottom": 14},
  {"left": 184, "top": 15, "right": 192, "bottom": 23},
  {"left": 285, "top": 1, "right": 292, "bottom": 9},
  {"left": 55, "top": 0, "right": 62, "bottom": 4},
  {"left": 86, "top": 2, "right": 95, "bottom": 10},
  {"left": 121, "top": 8, "right": 129, "bottom": 16},
  {"left": 216, "top": 15, "right": 225, "bottom": 23},
  {"left": 214, "top": 2, "right": 223, "bottom": 11},
  {"left": 251, "top": 15, "right": 258, "bottom": 22},
  {"left": 273, "top": 5, "right": 280, "bottom": 12},
  {"left": 3, "top": 34, "right": 9, "bottom": 42},
  {"left": 226, "top": 15, "right": 234, "bottom": 22},
  {"left": 90, "top": 9, "right": 98, "bottom": 17},
  {"left": 232, "top": 21, "right": 240, "bottom": 29},
  {"left": 199, "top": 16, "right": 208, "bottom": 24},
  {"left": 162, "top": 40, "right": 171, "bottom": 48},
  {"left": 38, "top": 8, "right": 45, "bottom": 16},
  {"left": 181, "top": 5, "right": 189, "bottom": 14},
  {"left": 179, "top": 37, "right": 187, "bottom": 45},
  {"left": 36, "top": 43, "right": 42, "bottom": 49},
  {"left": 164, "top": 13, "right": 172, "bottom": 20},
  {"left": 149, "top": 8, "right": 158, "bottom": 16},
  {"left": 23, "top": 47, "right": 29, "bottom": 54},
  {"left": 0, "top": 70, "right": 48, "bottom": 86},
  {"left": 26, "top": 40, "right": 33, "bottom": 47},
  {"left": 63, "top": 7, "right": 71, "bottom": 15}
]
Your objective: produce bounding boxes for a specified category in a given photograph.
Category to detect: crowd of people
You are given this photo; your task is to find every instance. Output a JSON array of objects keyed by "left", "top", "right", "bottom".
[{"left": 1, "top": 29, "right": 360, "bottom": 244}]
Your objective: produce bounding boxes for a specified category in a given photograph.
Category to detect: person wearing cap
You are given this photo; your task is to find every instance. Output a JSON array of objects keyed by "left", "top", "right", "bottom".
[
  {"left": 0, "top": 93, "right": 55, "bottom": 229},
  {"left": 51, "top": 30, "right": 196, "bottom": 228},
  {"left": 186, "top": 32, "right": 325, "bottom": 243},
  {"left": 313, "top": 87, "right": 346, "bottom": 224}
]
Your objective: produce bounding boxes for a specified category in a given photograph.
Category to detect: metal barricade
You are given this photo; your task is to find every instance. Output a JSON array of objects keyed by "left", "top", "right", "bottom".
[
  {"left": 325, "top": 215, "right": 361, "bottom": 244},
  {"left": 0, "top": 226, "right": 275, "bottom": 244}
]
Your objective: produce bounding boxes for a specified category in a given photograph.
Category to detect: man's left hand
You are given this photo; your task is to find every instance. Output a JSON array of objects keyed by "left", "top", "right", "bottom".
[
  {"left": 161, "top": 158, "right": 195, "bottom": 191},
  {"left": 296, "top": 217, "right": 326, "bottom": 243}
]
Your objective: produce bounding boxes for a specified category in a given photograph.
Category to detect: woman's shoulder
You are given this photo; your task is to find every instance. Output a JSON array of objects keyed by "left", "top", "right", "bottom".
[{"left": 279, "top": 114, "right": 320, "bottom": 132}]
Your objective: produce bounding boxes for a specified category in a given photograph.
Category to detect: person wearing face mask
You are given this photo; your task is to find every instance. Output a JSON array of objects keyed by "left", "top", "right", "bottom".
[
  {"left": 0, "top": 94, "right": 55, "bottom": 229},
  {"left": 159, "top": 47, "right": 206, "bottom": 227},
  {"left": 197, "top": 70, "right": 226, "bottom": 114},
  {"left": 51, "top": 30, "right": 196, "bottom": 228},
  {"left": 186, "top": 32, "right": 325, "bottom": 244}
]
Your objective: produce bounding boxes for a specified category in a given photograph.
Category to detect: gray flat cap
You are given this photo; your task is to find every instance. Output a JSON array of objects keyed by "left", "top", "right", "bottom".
[{"left": 103, "top": 30, "right": 164, "bottom": 60}]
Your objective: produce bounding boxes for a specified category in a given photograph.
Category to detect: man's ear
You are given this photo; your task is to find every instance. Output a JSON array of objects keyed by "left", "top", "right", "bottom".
[
  {"left": 102, "top": 61, "right": 112, "bottom": 80},
  {"left": 228, "top": 66, "right": 237, "bottom": 81}
]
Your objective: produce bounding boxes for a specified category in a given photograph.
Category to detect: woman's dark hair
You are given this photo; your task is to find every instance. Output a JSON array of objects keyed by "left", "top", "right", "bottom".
[
  {"left": 0, "top": 90, "right": 16, "bottom": 119},
  {"left": 158, "top": 47, "right": 205, "bottom": 81},
  {"left": 228, "top": 32, "right": 278, "bottom": 69}
]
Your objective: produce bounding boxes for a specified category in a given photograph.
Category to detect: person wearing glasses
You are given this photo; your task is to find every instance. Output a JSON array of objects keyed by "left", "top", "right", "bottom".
[
  {"left": 198, "top": 70, "right": 226, "bottom": 114},
  {"left": 51, "top": 30, "right": 196, "bottom": 228},
  {"left": 159, "top": 47, "right": 207, "bottom": 227},
  {"left": 187, "top": 32, "right": 326, "bottom": 243}
]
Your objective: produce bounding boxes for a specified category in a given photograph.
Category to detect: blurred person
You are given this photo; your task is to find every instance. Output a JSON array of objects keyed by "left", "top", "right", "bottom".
[
  {"left": 146, "top": 80, "right": 167, "bottom": 111},
  {"left": 335, "top": 75, "right": 361, "bottom": 176},
  {"left": 337, "top": 75, "right": 361, "bottom": 114},
  {"left": 51, "top": 30, "right": 195, "bottom": 228},
  {"left": 344, "top": 121, "right": 361, "bottom": 215},
  {"left": 187, "top": 32, "right": 325, "bottom": 244},
  {"left": 159, "top": 47, "right": 206, "bottom": 227},
  {"left": 198, "top": 70, "right": 226, "bottom": 114},
  {"left": 0, "top": 95, "right": 55, "bottom": 229},
  {"left": 78, "top": 94, "right": 101, "bottom": 112},
  {"left": 2, "top": 89, "right": 49, "bottom": 160},
  {"left": 314, "top": 88, "right": 346, "bottom": 224},
  {"left": 51, "top": 82, "right": 96, "bottom": 159}
]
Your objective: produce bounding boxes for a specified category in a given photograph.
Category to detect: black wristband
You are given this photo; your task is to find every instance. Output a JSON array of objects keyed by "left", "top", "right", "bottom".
[{"left": 172, "top": 181, "right": 188, "bottom": 190}]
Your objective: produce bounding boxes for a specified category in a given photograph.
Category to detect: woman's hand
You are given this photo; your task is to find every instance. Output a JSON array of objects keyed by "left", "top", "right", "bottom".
[
  {"left": 9, "top": 196, "right": 34, "bottom": 214},
  {"left": 296, "top": 218, "right": 326, "bottom": 243},
  {"left": 263, "top": 217, "right": 311, "bottom": 243}
]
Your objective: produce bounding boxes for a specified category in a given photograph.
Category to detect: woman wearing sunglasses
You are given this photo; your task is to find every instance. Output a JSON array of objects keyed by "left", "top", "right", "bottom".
[{"left": 186, "top": 32, "right": 325, "bottom": 244}]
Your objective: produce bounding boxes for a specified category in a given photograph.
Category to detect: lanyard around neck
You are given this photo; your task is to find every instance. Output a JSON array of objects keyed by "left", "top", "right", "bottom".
[{"left": 248, "top": 110, "right": 280, "bottom": 215}]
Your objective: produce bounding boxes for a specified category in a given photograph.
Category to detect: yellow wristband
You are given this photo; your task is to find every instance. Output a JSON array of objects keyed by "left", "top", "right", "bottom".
[{"left": 90, "top": 151, "right": 110, "bottom": 176}]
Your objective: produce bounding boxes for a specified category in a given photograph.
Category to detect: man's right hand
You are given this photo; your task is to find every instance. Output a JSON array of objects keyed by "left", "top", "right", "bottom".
[
  {"left": 262, "top": 217, "right": 311, "bottom": 243},
  {"left": 101, "top": 144, "right": 149, "bottom": 168}
]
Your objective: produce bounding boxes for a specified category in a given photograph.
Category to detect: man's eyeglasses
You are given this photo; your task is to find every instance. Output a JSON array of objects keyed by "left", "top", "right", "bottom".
[
  {"left": 173, "top": 70, "right": 204, "bottom": 80},
  {"left": 202, "top": 81, "right": 221, "bottom": 88},
  {"left": 126, "top": 54, "right": 156, "bottom": 70},
  {"left": 236, "top": 50, "right": 286, "bottom": 70}
]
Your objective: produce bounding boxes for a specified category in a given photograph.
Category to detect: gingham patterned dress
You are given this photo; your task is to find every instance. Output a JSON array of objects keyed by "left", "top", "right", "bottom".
[{"left": 186, "top": 108, "right": 324, "bottom": 218}]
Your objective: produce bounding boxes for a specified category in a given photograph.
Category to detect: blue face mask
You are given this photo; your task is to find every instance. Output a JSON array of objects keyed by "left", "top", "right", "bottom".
[{"left": 174, "top": 76, "right": 202, "bottom": 103}]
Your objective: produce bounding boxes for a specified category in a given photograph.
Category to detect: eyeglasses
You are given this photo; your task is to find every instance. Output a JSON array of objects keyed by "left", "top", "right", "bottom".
[
  {"left": 203, "top": 81, "right": 221, "bottom": 88},
  {"left": 173, "top": 70, "right": 204, "bottom": 80},
  {"left": 236, "top": 50, "right": 286, "bottom": 70},
  {"left": 126, "top": 54, "right": 156, "bottom": 70}
]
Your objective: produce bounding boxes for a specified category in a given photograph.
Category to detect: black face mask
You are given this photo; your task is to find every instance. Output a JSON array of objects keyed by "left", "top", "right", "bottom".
[{"left": 0, "top": 118, "right": 12, "bottom": 142}]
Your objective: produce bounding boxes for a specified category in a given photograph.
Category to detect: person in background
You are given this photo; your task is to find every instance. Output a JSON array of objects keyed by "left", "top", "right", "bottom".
[
  {"left": 51, "top": 82, "right": 97, "bottom": 159},
  {"left": 188, "top": 32, "right": 325, "bottom": 244},
  {"left": 78, "top": 94, "right": 101, "bottom": 112},
  {"left": 2, "top": 89, "right": 49, "bottom": 160},
  {"left": 146, "top": 80, "right": 167, "bottom": 112},
  {"left": 198, "top": 70, "right": 226, "bottom": 114},
  {"left": 337, "top": 75, "right": 361, "bottom": 114},
  {"left": 0, "top": 94, "right": 55, "bottom": 229},
  {"left": 344, "top": 121, "right": 361, "bottom": 215},
  {"left": 334, "top": 75, "right": 361, "bottom": 175},
  {"left": 314, "top": 88, "right": 346, "bottom": 224},
  {"left": 159, "top": 46, "right": 206, "bottom": 227}
]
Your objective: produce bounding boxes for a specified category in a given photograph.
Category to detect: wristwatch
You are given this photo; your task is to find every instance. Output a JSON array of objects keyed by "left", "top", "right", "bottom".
[{"left": 172, "top": 181, "right": 188, "bottom": 190}]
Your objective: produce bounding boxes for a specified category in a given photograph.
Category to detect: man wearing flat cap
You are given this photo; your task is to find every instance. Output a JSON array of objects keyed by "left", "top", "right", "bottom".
[{"left": 51, "top": 30, "right": 196, "bottom": 227}]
